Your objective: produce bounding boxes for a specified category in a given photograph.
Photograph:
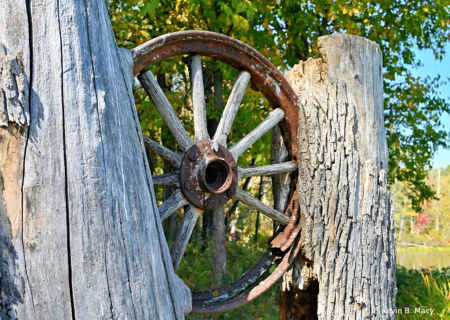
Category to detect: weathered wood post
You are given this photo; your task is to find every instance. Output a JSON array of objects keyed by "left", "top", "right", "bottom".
[
  {"left": 0, "top": 1, "right": 191, "bottom": 319},
  {"left": 279, "top": 34, "right": 397, "bottom": 319}
]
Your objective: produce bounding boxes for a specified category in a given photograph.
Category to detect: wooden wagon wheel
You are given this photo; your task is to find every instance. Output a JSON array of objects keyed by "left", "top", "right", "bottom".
[{"left": 132, "top": 31, "right": 302, "bottom": 314}]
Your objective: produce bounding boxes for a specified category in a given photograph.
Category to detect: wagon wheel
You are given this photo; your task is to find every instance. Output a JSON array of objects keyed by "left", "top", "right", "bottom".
[{"left": 132, "top": 31, "right": 302, "bottom": 314}]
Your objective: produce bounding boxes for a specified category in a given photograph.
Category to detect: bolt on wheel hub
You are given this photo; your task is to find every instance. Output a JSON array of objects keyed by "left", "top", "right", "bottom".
[{"left": 180, "top": 141, "right": 238, "bottom": 210}]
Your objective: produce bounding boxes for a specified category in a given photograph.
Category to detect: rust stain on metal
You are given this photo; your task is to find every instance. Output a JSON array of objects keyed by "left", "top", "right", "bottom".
[
  {"left": 191, "top": 237, "right": 302, "bottom": 314},
  {"left": 180, "top": 140, "right": 238, "bottom": 210},
  {"left": 133, "top": 30, "right": 302, "bottom": 314},
  {"left": 132, "top": 30, "right": 299, "bottom": 162}
]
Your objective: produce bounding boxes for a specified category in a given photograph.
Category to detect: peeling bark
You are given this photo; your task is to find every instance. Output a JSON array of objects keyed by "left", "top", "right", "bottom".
[
  {"left": 0, "top": 45, "right": 29, "bottom": 127},
  {"left": 281, "top": 34, "right": 396, "bottom": 319}
]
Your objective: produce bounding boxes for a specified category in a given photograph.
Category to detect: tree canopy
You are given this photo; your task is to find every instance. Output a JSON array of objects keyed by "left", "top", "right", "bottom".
[{"left": 107, "top": 0, "right": 450, "bottom": 211}]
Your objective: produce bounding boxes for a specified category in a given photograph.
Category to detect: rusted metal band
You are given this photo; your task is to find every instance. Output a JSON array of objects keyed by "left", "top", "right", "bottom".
[
  {"left": 191, "top": 236, "right": 302, "bottom": 314},
  {"left": 132, "top": 31, "right": 302, "bottom": 314},
  {"left": 192, "top": 248, "right": 278, "bottom": 303},
  {"left": 132, "top": 30, "right": 299, "bottom": 162}
]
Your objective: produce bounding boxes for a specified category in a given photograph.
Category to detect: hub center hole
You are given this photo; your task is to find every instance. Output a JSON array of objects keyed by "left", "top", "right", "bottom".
[{"left": 205, "top": 160, "right": 229, "bottom": 191}]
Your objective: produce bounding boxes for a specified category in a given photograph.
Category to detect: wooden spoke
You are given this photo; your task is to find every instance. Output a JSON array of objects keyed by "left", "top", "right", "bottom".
[
  {"left": 229, "top": 108, "right": 285, "bottom": 160},
  {"left": 234, "top": 186, "right": 290, "bottom": 225},
  {"left": 213, "top": 71, "right": 251, "bottom": 146},
  {"left": 189, "top": 56, "right": 210, "bottom": 142},
  {"left": 171, "top": 205, "right": 203, "bottom": 272},
  {"left": 138, "top": 70, "right": 194, "bottom": 152},
  {"left": 152, "top": 171, "right": 180, "bottom": 188},
  {"left": 158, "top": 189, "right": 188, "bottom": 221},
  {"left": 143, "top": 136, "right": 183, "bottom": 169},
  {"left": 238, "top": 161, "right": 297, "bottom": 179}
]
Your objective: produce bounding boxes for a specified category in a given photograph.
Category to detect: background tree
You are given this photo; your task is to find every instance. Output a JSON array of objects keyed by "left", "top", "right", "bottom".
[{"left": 109, "top": 0, "right": 450, "bottom": 211}]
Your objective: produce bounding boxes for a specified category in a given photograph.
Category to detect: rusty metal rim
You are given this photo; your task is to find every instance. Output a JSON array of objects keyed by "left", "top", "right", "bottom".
[
  {"left": 191, "top": 248, "right": 278, "bottom": 302},
  {"left": 132, "top": 30, "right": 302, "bottom": 314},
  {"left": 132, "top": 30, "right": 299, "bottom": 161},
  {"left": 191, "top": 236, "right": 302, "bottom": 314}
]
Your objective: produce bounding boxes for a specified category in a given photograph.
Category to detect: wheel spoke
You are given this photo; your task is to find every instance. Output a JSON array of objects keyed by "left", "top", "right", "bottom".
[
  {"left": 152, "top": 171, "right": 180, "bottom": 188},
  {"left": 158, "top": 189, "right": 188, "bottom": 221},
  {"left": 229, "top": 108, "right": 285, "bottom": 160},
  {"left": 189, "top": 56, "right": 210, "bottom": 142},
  {"left": 138, "top": 70, "right": 194, "bottom": 152},
  {"left": 171, "top": 205, "right": 203, "bottom": 271},
  {"left": 234, "top": 186, "right": 290, "bottom": 225},
  {"left": 238, "top": 161, "right": 297, "bottom": 179},
  {"left": 213, "top": 71, "right": 251, "bottom": 146},
  {"left": 143, "top": 136, "right": 183, "bottom": 169}
]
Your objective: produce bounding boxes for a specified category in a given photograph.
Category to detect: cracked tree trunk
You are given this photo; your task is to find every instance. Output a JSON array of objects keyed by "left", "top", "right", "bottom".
[
  {"left": 279, "top": 34, "right": 397, "bottom": 319},
  {"left": 0, "top": 1, "right": 191, "bottom": 319}
]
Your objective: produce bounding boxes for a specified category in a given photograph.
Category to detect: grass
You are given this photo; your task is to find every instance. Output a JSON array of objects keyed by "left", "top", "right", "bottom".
[
  {"left": 177, "top": 230, "right": 280, "bottom": 319},
  {"left": 396, "top": 266, "right": 450, "bottom": 319},
  {"left": 177, "top": 232, "right": 450, "bottom": 319},
  {"left": 397, "top": 247, "right": 450, "bottom": 253}
]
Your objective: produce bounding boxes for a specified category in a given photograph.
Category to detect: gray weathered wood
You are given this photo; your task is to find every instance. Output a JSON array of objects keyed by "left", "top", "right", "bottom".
[
  {"left": 171, "top": 205, "right": 203, "bottom": 271},
  {"left": 234, "top": 186, "right": 290, "bottom": 225},
  {"left": 238, "top": 161, "right": 297, "bottom": 179},
  {"left": 213, "top": 71, "right": 251, "bottom": 146},
  {"left": 1, "top": 1, "right": 192, "bottom": 318},
  {"left": 139, "top": 69, "right": 194, "bottom": 152},
  {"left": 22, "top": 1, "right": 73, "bottom": 318},
  {"left": 0, "top": 1, "right": 35, "bottom": 319},
  {"left": 189, "top": 56, "right": 210, "bottom": 142},
  {"left": 159, "top": 189, "right": 189, "bottom": 221},
  {"left": 271, "top": 124, "right": 292, "bottom": 231},
  {"left": 230, "top": 108, "right": 285, "bottom": 160},
  {"left": 153, "top": 171, "right": 180, "bottom": 187},
  {"left": 281, "top": 34, "right": 395, "bottom": 319},
  {"left": 143, "top": 135, "right": 183, "bottom": 169}
]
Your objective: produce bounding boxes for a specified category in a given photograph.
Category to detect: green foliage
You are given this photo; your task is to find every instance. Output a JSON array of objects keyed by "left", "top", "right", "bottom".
[
  {"left": 396, "top": 266, "right": 450, "bottom": 319},
  {"left": 107, "top": 0, "right": 450, "bottom": 211},
  {"left": 177, "top": 223, "right": 279, "bottom": 319},
  {"left": 266, "top": 0, "right": 450, "bottom": 211}
]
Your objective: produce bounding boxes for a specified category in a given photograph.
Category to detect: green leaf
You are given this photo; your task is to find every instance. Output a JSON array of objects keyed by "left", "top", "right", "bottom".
[
  {"left": 236, "top": 2, "right": 246, "bottom": 14},
  {"left": 139, "top": 2, "right": 152, "bottom": 16}
]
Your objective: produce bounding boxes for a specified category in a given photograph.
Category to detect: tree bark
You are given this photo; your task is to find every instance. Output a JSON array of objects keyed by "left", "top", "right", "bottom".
[
  {"left": 0, "top": 1, "right": 191, "bottom": 319},
  {"left": 211, "top": 64, "right": 226, "bottom": 283},
  {"left": 280, "top": 34, "right": 396, "bottom": 319}
]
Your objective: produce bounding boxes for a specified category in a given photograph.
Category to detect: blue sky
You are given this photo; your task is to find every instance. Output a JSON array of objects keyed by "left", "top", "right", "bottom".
[{"left": 410, "top": 45, "right": 450, "bottom": 169}]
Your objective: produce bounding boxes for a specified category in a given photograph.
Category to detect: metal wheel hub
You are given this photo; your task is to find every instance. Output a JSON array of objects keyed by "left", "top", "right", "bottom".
[{"left": 180, "top": 141, "right": 238, "bottom": 210}]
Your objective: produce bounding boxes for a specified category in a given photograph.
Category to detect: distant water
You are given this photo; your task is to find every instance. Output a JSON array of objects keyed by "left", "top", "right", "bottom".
[{"left": 397, "top": 249, "right": 450, "bottom": 269}]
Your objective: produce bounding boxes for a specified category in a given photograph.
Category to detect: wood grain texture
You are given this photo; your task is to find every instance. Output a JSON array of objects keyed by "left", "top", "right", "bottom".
[
  {"left": 2, "top": 0, "right": 192, "bottom": 318},
  {"left": 171, "top": 205, "right": 203, "bottom": 272},
  {"left": 143, "top": 135, "right": 183, "bottom": 169},
  {"left": 282, "top": 34, "right": 395, "bottom": 319},
  {"left": 230, "top": 108, "right": 285, "bottom": 160},
  {"left": 138, "top": 69, "right": 194, "bottom": 152},
  {"left": 238, "top": 161, "right": 297, "bottom": 179},
  {"left": 22, "top": 0, "right": 73, "bottom": 318},
  {"left": 213, "top": 71, "right": 250, "bottom": 146},
  {"left": 271, "top": 124, "right": 292, "bottom": 227},
  {"left": 234, "top": 186, "right": 290, "bottom": 225},
  {"left": 0, "top": 1, "right": 35, "bottom": 319},
  {"left": 159, "top": 189, "right": 189, "bottom": 221},
  {"left": 153, "top": 171, "right": 180, "bottom": 188},
  {"left": 189, "top": 56, "right": 210, "bottom": 142}
]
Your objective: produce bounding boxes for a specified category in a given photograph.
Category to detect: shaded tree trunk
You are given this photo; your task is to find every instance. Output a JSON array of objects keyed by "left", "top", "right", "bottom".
[
  {"left": 280, "top": 34, "right": 396, "bottom": 319},
  {"left": 0, "top": 1, "right": 190, "bottom": 319},
  {"left": 254, "top": 176, "right": 264, "bottom": 242},
  {"left": 211, "top": 65, "right": 226, "bottom": 283}
]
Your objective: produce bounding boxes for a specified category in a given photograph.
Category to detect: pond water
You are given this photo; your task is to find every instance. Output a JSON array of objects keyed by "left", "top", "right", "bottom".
[{"left": 396, "top": 249, "right": 450, "bottom": 269}]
